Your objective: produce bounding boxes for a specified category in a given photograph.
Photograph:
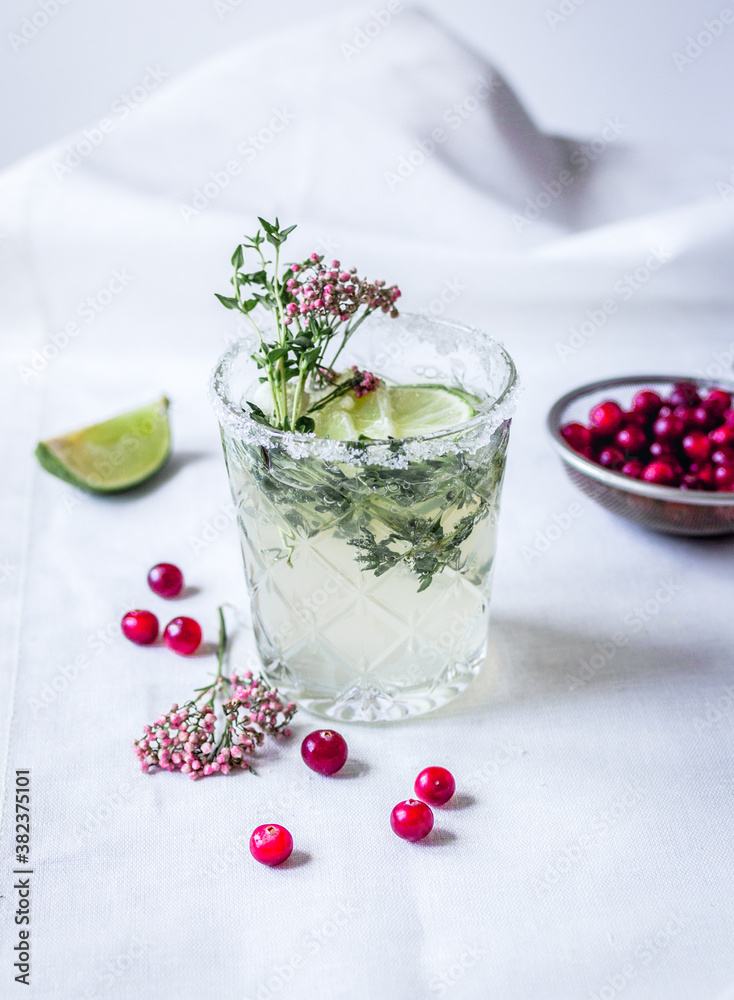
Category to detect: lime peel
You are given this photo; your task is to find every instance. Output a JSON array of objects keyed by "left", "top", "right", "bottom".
[{"left": 35, "top": 397, "right": 171, "bottom": 494}]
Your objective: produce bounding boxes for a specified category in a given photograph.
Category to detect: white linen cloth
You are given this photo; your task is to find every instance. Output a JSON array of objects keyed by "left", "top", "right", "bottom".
[{"left": 2, "top": 7, "right": 734, "bottom": 998}]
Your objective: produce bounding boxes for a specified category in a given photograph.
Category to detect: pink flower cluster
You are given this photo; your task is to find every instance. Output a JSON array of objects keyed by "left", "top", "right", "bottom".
[
  {"left": 350, "top": 367, "right": 381, "bottom": 398},
  {"left": 284, "top": 255, "right": 401, "bottom": 326},
  {"left": 133, "top": 673, "right": 296, "bottom": 781}
]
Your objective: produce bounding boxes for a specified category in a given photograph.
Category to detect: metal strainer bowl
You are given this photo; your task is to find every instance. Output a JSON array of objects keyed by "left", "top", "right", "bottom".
[{"left": 547, "top": 375, "right": 734, "bottom": 537}]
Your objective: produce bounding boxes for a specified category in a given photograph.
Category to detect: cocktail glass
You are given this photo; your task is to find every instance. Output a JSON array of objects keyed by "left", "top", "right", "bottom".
[{"left": 211, "top": 313, "right": 518, "bottom": 722}]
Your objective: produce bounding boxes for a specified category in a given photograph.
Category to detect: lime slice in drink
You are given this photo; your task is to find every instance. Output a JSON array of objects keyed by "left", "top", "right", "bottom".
[
  {"left": 313, "top": 384, "right": 476, "bottom": 441},
  {"left": 35, "top": 397, "right": 171, "bottom": 493}
]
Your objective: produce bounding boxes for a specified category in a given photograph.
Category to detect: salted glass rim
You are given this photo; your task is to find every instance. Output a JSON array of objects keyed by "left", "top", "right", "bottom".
[{"left": 209, "top": 312, "right": 520, "bottom": 467}]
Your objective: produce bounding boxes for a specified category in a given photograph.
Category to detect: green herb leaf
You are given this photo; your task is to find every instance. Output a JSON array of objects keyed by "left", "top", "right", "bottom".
[
  {"left": 231, "top": 245, "right": 244, "bottom": 269},
  {"left": 215, "top": 293, "right": 238, "bottom": 309},
  {"left": 294, "top": 415, "right": 315, "bottom": 433}
]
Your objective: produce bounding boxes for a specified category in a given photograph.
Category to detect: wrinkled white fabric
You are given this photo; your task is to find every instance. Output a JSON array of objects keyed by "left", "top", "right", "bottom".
[{"left": 1, "top": 7, "right": 734, "bottom": 999}]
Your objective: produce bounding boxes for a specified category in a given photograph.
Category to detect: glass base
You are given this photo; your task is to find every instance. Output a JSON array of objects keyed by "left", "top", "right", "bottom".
[{"left": 261, "top": 649, "right": 484, "bottom": 723}]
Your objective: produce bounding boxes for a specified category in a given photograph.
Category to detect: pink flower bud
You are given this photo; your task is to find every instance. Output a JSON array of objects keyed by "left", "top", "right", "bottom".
[
  {"left": 286, "top": 302, "right": 298, "bottom": 315},
  {"left": 220, "top": 763, "right": 231, "bottom": 775},
  {"left": 290, "top": 264, "right": 300, "bottom": 272},
  {"left": 331, "top": 260, "right": 340, "bottom": 268},
  {"left": 309, "top": 253, "right": 320, "bottom": 262},
  {"left": 339, "top": 272, "right": 350, "bottom": 282}
]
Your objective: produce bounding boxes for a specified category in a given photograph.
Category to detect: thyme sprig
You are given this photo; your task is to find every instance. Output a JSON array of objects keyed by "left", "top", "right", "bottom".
[{"left": 216, "top": 218, "right": 401, "bottom": 431}]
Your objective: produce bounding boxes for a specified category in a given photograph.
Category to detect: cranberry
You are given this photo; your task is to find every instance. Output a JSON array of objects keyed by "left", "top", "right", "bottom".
[
  {"left": 724, "top": 410, "right": 734, "bottom": 427},
  {"left": 691, "top": 405, "right": 718, "bottom": 431},
  {"left": 390, "top": 799, "right": 434, "bottom": 842},
  {"left": 414, "top": 767, "right": 456, "bottom": 806},
  {"left": 249, "top": 824, "right": 293, "bottom": 866},
  {"left": 714, "top": 464, "right": 734, "bottom": 489},
  {"left": 163, "top": 617, "right": 202, "bottom": 655},
  {"left": 589, "top": 401, "right": 624, "bottom": 436},
  {"left": 669, "top": 382, "right": 700, "bottom": 407},
  {"left": 652, "top": 415, "right": 684, "bottom": 443},
  {"left": 148, "top": 562, "right": 184, "bottom": 598},
  {"left": 710, "top": 425, "right": 734, "bottom": 447},
  {"left": 697, "top": 464, "right": 717, "bottom": 489},
  {"left": 680, "top": 474, "right": 702, "bottom": 491},
  {"left": 560, "top": 422, "right": 591, "bottom": 452},
  {"left": 615, "top": 425, "right": 647, "bottom": 455},
  {"left": 301, "top": 730, "right": 348, "bottom": 775},
  {"left": 623, "top": 408, "right": 648, "bottom": 428},
  {"left": 649, "top": 441, "right": 675, "bottom": 460},
  {"left": 681, "top": 432, "right": 711, "bottom": 464},
  {"left": 621, "top": 459, "right": 645, "bottom": 479},
  {"left": 712, "top": 447, "right": 734, "bottom": 466},
  {"left": 598, "top": 446, "right": 625, "bottom": 470},
  {"left": 631, "top": 390, "right": 662, "bottom": 417},
  {"left": 672, "top": 405, "right": 696, "bottom": 428},
  {"left": 705, "top": 389, "right": 732, "bottom": 414},
  {"left": 657, "top": 406, "right": 673, "bottom": 419},
  {"left": 121, "top": 610, "right": 159, "bottom": 645},
  {"left": 641, "top": 461, "right": 677, "bottom": 487}
]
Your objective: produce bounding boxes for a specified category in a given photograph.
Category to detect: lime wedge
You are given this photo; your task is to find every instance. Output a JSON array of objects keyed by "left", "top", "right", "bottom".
[
  {"left": 313, "top": 384, "right": 476, "bottom": 441},
  {"left": 35, "top": 397, "right": 171, "bottom": 493}
]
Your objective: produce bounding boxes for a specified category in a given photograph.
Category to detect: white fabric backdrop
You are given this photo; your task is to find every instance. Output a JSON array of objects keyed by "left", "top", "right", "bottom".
[{"left": 2, "top": 7, "right": 734, "bottom": 999}]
